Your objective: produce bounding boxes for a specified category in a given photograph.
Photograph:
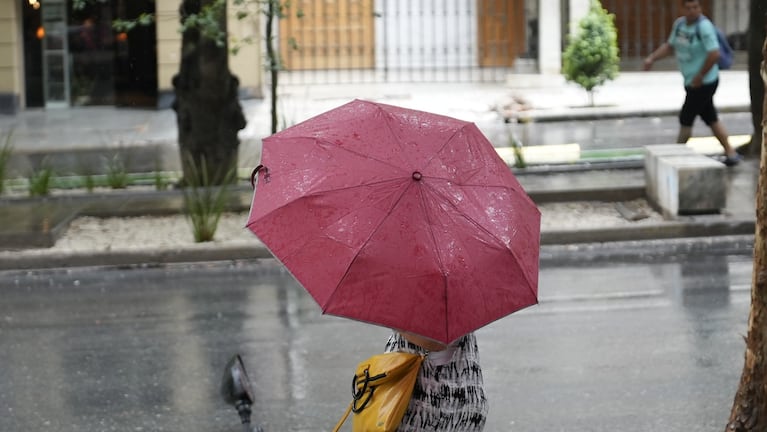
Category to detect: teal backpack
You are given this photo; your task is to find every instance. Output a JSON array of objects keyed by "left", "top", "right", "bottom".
[{"left": 674, "top": 16, "right": 734, "bottom": 70}]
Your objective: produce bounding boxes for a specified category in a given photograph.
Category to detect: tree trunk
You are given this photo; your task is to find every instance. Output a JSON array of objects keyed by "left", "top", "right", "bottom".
[
  {"left": 744, "top": 0, "right": 767, "bottom": 158},
  {"left": 172, "top": 0, "right": 246, "bottom": 186},
  {"left": 725, "top": 32, "right": 767, "bottom": 432},
  {"left": 266, "top": 0, "right": 279, "bottom": 134}
]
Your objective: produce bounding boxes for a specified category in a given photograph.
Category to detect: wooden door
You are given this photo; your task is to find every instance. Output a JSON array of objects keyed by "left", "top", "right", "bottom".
[
  {"left": 478, "top": 0, "right": 526, "bottom": 67},
  {"left": 279, "top": 0, "right": 375, "bottom": 70}
]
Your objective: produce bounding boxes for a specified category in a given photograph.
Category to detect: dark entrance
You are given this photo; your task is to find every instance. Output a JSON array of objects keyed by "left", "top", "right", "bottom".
[
  {"left": 21, "top": 1, "right": 44, "bottom": 107},
  {"left": 21, "top": 0, "right": 157, "bottom": 108},
  {"left": 112, "top": 0, "right": 157, "bottom": 107}
]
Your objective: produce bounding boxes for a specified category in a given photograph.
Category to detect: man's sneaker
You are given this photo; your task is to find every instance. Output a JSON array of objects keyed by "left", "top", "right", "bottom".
[{"left": 723, "top": 154, "right": 742, "bottom": 167}]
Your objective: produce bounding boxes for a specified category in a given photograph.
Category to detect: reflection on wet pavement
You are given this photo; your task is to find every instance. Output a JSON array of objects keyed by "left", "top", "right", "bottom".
[{"left": 0, "top": 255, "right": 753, "bottom": 432}]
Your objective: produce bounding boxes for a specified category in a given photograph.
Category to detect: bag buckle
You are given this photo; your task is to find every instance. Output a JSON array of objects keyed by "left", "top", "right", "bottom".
[{"left": 351, "top": 367, "right": 386, "bottom": 413}]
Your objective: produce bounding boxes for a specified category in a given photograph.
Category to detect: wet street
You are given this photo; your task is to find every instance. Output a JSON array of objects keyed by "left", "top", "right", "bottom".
[{"left": 0, "top": 254, "right": 753, "bottom": 432}]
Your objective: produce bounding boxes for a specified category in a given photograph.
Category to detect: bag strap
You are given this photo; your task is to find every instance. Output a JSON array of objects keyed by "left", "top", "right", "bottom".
[
  {"left": 673, "top": 17, "right": 684, "bottom": 38},
  {"left": 332, "top": 402, "right": 353, "bottom": 432},
  {"left": 674, "top": 16, "right": 705, "bottom": 41},
  {"left": 695, "top": 16, "right": 708, "bottom": 42}
]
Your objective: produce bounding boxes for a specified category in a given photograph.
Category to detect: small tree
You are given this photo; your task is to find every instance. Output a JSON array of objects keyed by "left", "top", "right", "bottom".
[{"left": 562, "top": 0, "right": 620, "bottom": 106}]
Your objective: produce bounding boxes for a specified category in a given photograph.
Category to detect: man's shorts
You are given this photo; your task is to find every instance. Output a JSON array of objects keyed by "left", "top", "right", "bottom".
[{"left": 679, "top": 80, "right": 719, "bottom": 127}]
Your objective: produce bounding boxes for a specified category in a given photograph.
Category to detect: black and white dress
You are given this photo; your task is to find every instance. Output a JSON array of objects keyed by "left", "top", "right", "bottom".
[{"left": 384, "top": 332, "right": 488, "bottom": 432}]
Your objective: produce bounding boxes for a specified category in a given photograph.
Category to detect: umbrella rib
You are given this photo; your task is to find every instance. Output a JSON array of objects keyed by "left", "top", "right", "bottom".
[
  {"left": 421, "top": 124, "right": 467, "bottom": 170},
  {"left": 376, "top": 104, "right": 468, "bottom": 172},
  {"left": 305, "top": 175, "right": 406, "bottom": 197},
  {"left": 321, "top": 178, "right": 414, "bottom": 310},
  {"left": 423, "top": 182, "right": 538, "bottom": 296},
  {"left": 415, "top": 181, "right": 451, "bottom": 342},
  {"left": 311, "top": 137, "right": 407, "bottom": 174},
  {"left": 247, "top": 177, "right": 408, "bottom": 233},
  {"left": 420, "top": 123, "right": 514, "bottom": 188}
]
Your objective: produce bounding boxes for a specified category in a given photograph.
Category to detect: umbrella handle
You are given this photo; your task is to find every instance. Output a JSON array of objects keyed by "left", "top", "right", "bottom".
[{"left": 250, "top": 165, "right": 270, "bottom": 188}]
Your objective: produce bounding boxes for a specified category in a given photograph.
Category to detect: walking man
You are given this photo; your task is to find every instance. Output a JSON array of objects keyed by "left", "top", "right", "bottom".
[{"left": 643, "top": 0, "right": 740, "bottom": 166}]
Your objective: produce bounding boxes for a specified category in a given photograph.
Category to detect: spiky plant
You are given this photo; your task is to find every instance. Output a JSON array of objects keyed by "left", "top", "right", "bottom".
[
  {"left": 28, "top": 160, "right": 55, "bottom": 197},
  {"left": 104, "top": 153, "right": 131, "bottom": 189},
  {"left": 0, "top": 130, "right": 14, "bottom": 195},
  {"left": 182, "top": 153, "right": 237, "bottom": 242}
]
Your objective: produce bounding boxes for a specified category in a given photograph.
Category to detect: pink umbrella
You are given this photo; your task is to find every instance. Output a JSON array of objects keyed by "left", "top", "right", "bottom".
[{"left": 247, "top": 99, "right": 540, "bottom": 344}]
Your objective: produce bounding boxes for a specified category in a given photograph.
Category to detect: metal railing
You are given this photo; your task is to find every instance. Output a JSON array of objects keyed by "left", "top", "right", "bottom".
[{"left": 277, "top": 0, "right": 535, "bottom": 85}]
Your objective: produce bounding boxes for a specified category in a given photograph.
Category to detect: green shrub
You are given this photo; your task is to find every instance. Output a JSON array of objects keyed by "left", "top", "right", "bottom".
[
  {"left": 508, "top": 131, "right": 526, "bottom": 169},
  {"left": 104, "top": 153, "right": 131, "bottom": 189},
  {"left": 28, "top": 161, "right": 54, "bottom": 197},
  {"left": 83, "top": 174, "right": 96, "bottom": 192},
  {"left": 76, "top": 159, "right": 99, "bottom": 193},
  {"left": 153, "top": 157, "right": 170, "bottom": 191},
  {"left": 562, "top": 0, "right": 620, "bottom": 106},
  {"left": 182, "top": 154, "right": 236, "bottom": 243},
  {"left": 0, "top": 130, "right": 13, "bottom": 195},
  {"left": 154, "top": 171, "right": 170, "bottom": 191}
]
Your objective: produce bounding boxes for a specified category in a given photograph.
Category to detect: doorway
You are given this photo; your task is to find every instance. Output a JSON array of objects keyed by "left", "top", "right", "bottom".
[
  {"left": 278, "top": 0, "right": 375, "bottom": 70},
  {"left": 477, "top": 0, "right": 527, "bottom": 67},
  {"left": 21, "top": 0, "right": 157, "bottom": 108}
]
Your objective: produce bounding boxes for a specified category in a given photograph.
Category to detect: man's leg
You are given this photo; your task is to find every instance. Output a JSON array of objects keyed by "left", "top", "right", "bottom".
[
  {"left": 699, "top": 80, "right": 740, "bottom": 165},
  {"left": 710, "top": 120, "right": 736, "bottom": 156},
  {"left": 676, "top": 126, "right": 692, "bottom": 143},
  {"left": 678, "top": 87, "right": 695, "bottom": 144}
]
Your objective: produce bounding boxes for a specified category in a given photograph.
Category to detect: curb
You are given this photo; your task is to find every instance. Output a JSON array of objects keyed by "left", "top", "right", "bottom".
[
  {"left": 540, "top": 234, "right": 755, "bottom": 265},
  {"left": 0, "top": 219, "right": 755, "bottom": 271},
  {"left": 0, "top": 243, "right": 275, "bottom": 271},
  {"left": 541, "top": 218, "right": 755, "bottom": 245},
  {"left": 513, "top": 104, "right": 751, "bottom": 123}
]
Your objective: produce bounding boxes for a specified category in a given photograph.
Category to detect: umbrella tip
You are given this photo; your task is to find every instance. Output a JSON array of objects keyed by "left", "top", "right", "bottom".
[{"left": 412, "top": 171, "right": 423, "bottom": 181}]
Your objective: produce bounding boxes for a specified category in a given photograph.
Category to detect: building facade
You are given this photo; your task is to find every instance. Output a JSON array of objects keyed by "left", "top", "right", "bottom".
[
  {"left": 0, "top": 0, "right": 262, "bottom": 114},
  {"left": 0, "top": 0, "right": 749, "bottom": 114}
]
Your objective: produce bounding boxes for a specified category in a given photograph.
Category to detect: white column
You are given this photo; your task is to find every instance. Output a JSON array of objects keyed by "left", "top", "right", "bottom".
[{"left": 537, "top": 0, "right": 562, "bottom": 74}]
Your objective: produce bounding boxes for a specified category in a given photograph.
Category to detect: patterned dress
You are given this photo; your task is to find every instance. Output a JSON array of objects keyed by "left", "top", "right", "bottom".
[{"left": 384, "top": 332, "right": 488, "bottom": 432}]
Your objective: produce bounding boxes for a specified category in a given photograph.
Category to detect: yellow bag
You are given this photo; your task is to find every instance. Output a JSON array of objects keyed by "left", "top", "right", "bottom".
[{"left": 332, "top": 352, "right": 424, "bottom": 432}]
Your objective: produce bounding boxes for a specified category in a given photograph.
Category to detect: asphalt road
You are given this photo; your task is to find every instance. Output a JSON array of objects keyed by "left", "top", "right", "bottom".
[{"left": 0, "top": 254, "right": 753, "bottom": 432}]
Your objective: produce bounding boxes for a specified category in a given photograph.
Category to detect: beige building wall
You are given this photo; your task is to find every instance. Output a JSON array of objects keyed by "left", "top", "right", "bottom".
[
  {"left": 155, "top": 0, "right": 182, "bottom": 107},
  {"left": 156, "top": 0, "right": 263, "bottom": 107},
  {"left": 228, "top": 0, "right": 263, "bottom": 98},
  {"left": 0, "top": 1, "right": 23, "bottom": 113}
]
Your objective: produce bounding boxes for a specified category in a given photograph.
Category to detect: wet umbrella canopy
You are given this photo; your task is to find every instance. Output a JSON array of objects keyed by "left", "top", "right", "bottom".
[{"left": 247, "top": 99, "right": 540, "bottom": 345}]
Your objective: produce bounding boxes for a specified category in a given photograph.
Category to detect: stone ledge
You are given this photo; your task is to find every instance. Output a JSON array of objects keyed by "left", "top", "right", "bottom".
[{"left": 644, "top": 145, "right": 727, "bottom": 218}]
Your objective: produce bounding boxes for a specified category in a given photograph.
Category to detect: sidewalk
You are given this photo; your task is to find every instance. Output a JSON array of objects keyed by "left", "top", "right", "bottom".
[
  {"left": 0, "top": 71, "right": 751, "bottom": 171},
  {"left": 0, "top": 70, "right": 758, "bottom": 270}
]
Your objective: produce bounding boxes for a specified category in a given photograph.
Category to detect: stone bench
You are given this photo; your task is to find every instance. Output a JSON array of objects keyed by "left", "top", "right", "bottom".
[{"left": 643, "top": 145, "right": 726, "bottom": 217}]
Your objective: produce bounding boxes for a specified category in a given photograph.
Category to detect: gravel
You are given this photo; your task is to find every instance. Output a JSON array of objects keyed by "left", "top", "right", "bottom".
[{"left": 45, "top": 199, "right": 665, "bottom": 252}]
